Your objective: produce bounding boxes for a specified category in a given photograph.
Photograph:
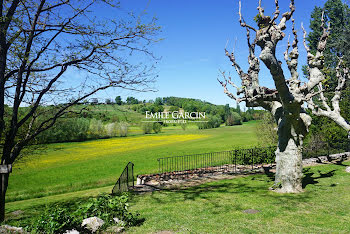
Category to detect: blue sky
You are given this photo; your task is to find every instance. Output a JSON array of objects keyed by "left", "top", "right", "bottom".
[{"left": 94, "top": 0, "right": 329, "bottom": 107}]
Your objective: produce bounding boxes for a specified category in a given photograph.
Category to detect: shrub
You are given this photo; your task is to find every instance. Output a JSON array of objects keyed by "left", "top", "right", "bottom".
[
  {"left": 198, "top": 115, "right": 221, "bottom": 129},
  {"left": 226, "top": 112, "right": 242, "bottom": 126},
  {"left": 152, "top": 122, "right": 162, "bottom": 133},
  {"left": 117, "top": 122, "right": 129, "bottom": 137},
  {"left": 105, "top": 122, "right": 118, "bottom": 137},
  {"left": 36, "top": 118, "right": 90, "bottom": 143},
  {"left": 141, "top": 122, "right": 153, "bottom": 134},
  {"left": 89, "top": 119, "right": 106, "bottom": 138},
  {"left": 30, "top": 194, "right": 141, "bottom": 233}
]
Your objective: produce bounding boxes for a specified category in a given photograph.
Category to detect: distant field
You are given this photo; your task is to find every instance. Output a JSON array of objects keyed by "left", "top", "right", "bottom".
[{"left": 7, "top": 122, "right": 259, "bottom": 203}]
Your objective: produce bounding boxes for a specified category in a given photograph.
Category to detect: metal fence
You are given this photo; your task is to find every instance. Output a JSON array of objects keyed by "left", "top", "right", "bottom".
[
  {"left": 157, "top": 146, "right": 276, "bottom": 174},
  {"left": 112, "top": 162, "right": 134, "bottom": 194}
]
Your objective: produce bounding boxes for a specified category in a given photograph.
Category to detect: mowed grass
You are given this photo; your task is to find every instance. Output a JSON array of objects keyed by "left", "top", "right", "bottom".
[
  {"left": 7, "top": 122, "right": 258, "bottom": 203},
  {"left": 126, "top": 162, "right": 350, "bottom": 233},
  {"left": 6, "top": 162, "right": 350, "bottom": 233}
]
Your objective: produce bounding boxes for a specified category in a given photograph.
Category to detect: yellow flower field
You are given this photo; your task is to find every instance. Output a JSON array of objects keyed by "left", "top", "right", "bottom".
[{"left": 21, "top": 134, "right": 209, "bottom": 168}]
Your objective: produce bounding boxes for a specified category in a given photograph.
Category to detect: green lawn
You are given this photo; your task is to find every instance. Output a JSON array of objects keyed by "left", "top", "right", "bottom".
[
  {"left": 6, "top": 162, "right": 350, "bottom": 233},
  {"left": 7, "top": 122, "right": 259, "bottom": 203},
  {"left": 127, "top": 162, "right": 350, "bottom": 233}
]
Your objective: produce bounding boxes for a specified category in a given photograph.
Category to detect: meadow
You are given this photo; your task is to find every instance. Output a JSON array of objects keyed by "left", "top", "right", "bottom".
[{"left": 6, "top": 122, "right": 259, "bottom": 203}]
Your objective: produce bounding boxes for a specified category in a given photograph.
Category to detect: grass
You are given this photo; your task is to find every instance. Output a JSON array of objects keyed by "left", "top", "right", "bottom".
[
  {"left": 5, "top": 162, "right": 350, "bottom": 233},
  {"left": 126, "top": 162, "right": 350, "bottom": 233},
  {"left": 7, "top": 122, "right": 259, "bottom": 203}
]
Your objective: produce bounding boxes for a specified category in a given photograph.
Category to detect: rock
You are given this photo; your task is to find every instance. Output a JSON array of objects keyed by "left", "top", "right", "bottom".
[
  {"left": 81, "top": 217, "right": 105, "bottom": 233},
  {"left": 0, "top": 225, "right": 25, "bottom": 233},
  {"left": 302, "top": 158, "right": 318, "bottom": 165},
  {"left": 113, "top": 217, "right": 126, "bottom": 226},
  {"left": 64, "top": 229, "right": 80, "bottom": 234},
  {"left": 346, "top": 166, "right": 350, "bottom": 173}
]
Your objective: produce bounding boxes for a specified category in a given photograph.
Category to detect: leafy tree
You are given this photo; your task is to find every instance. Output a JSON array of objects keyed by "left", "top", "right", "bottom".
[
  {"left": 0, "top": 0, "right": 160, "bottom": 221},
  {"left": 126, "top": 97, "right": 139, "bottom": 105},
  {"left": 154, "top": 97, "right": 163, "bottom": 105},
  {"left": 306, "top": 0, "right": 350, "bottom": 144},
  {"left": 115, "top": 96, "right": 122, "bottom": 105}
]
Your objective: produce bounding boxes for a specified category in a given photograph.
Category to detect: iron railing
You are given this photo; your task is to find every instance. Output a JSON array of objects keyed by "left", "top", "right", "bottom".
[
  {"left": 157, "top": 146, "right": 276, "bottom": 174},
  {"left": 112, "top": 162, "right": 134, "bottom": 194}
]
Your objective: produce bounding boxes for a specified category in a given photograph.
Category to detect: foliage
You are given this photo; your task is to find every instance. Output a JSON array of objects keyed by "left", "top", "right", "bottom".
[
  {"left": 141, "top": 122, "right": 153, "bottom": 134},
  {"left": 254, "top": 112, "right": 278, "bottom": 146},
  {"left": 306, "top": 0, "right": 350, "bottom": 144},
  {"left": 117, "top": 122, "right": 129, "bottom": 137},
  {"left": 198, "top": 115, "right": 222, "bottom": 129},
  {"left": 126, "top": 97, "right": 140, "bottom": 105},
  {"left": 36, "top": 118, "right": 90, "bottom": 143},
  {"left": 115, "top": 96, "right": 123, "bottom": 105},
  {"left": 152, "top": 122, "right": 162, "bottom": 133},
  {"left": 30, "top": 194, "right": 140, "bottom": 233},
  {"left": 8, "top": 123, "right": 258, "bottom": 202},
  {"left": 226, "top": 112, "right": 242, "bottom": 126},
  {"left": 154, "top": 97, "right": 163, "bottom": 105}
]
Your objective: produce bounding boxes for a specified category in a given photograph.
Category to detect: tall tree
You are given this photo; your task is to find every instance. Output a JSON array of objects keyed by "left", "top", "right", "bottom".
[
  {"left": 0, "top": 0, "right": 160, "bottom": 221},
  {"left": 219, "top": 0, "right": 349, "bottom": 193},
  {"left": 306, "top": 0, "right": 350, "bottom": 143}
]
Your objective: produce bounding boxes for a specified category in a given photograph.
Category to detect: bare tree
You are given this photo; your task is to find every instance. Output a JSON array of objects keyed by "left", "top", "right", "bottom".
[
  {"left": 219, "top": 0, "right": 349, "bottom": 193},
  {"left": 0, "top": 0, "right": 160, "bottom": 221}
]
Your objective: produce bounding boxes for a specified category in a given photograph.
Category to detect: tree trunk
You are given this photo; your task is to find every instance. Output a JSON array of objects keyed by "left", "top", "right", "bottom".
[
  {"left": 0, "top": 173, "right": 9, "bottom": 222},
  {"left": 274, "top": 137, "right": 303, "bottom": 193}
]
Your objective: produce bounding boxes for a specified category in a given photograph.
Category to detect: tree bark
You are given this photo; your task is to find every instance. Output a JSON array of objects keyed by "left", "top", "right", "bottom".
[
  {"left": 0, "top": 173, "right": 9, "bottom": 222},
  {"left": 274, "top": 137, "right": 303, "bottom": 193}
]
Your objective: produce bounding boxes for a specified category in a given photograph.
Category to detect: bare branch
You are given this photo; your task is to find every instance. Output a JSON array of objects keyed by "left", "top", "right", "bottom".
[{"left": 239, "top": 0, "right": 257, "bottom": 32}]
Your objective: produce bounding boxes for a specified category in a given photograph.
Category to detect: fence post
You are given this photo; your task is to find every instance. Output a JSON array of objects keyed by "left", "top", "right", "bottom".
[
  {"left": 132, "top": 163, "right": 134, "bottom": 187},
  {"left": 235, "top": 150, "right": 237, "bottom": 173}
]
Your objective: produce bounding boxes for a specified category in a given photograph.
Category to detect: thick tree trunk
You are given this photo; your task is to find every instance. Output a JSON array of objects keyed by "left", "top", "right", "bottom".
[
  {"left": 0, "top": 173, "right": 9, "bottom": 222},
  {"left": 274, "top": 136, "right": 303, "bottom": 193}
]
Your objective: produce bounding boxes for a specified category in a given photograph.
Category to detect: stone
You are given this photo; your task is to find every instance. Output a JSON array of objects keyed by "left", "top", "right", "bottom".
[
  {"left": 346, "top": 166, "right": 350, "bottom": 173},
  {"left": 81, "top": 217, "right": 105, "bottom": 233},
  {"left": 0, "top": 225, "right": 25, "bottom": 233},
  {"left": 113, "top": 217, "right": 126, "bottom": 227},
  {"left": 242, "top": 209, "right": 260, "bottom": 214},
  {"left": 64, "top": 229, "right": 80, "bottom": 234}
]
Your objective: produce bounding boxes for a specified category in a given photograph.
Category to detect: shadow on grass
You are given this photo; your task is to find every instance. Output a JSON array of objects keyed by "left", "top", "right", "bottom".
[{"left": 302, "top": 168, "right": 336, "bottom": 189}]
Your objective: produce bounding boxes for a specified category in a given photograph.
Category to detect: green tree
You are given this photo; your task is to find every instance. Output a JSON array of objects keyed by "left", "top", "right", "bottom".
[
  {"left": 115, "top": 96, "right": 122, "bottom": 105},
  {"left": 306, "top": 0, "right": 350, "bottom": 144}
]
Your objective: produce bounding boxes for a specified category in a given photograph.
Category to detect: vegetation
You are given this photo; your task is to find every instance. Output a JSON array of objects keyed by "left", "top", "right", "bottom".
[
  {"left": 29, "top": 193, "right": 140, "bottom": 233},
  {"left": 6, "top": 162, "right": 350, "bottom": 233},
  {"left": 305, "top": 0, "right": 350, "bottom": 146},
  {"left": 6, "top": 122, "right": 258, "bottom": 203}
]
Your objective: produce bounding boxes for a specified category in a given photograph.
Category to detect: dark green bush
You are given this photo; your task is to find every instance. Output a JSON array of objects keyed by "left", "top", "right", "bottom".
[
  {"left": 152, "top": 122, "right": 162, "bottom": 133},
  {"left": 30, "top": 194, "right": 141, "bottom": 233},
  {"left": 141, "top": 122, "right": 153, "bottom": 134}
]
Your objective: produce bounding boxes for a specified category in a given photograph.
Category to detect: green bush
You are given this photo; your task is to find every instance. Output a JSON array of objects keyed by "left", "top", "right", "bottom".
[
  {"left": 89, "top": 119, "right": 106, "bottom": 138},
  {"left": 36, "top": 118, "right": 90, "bottom": 143},
  {"left": 226, "top": 112, "right": 242, "bottom": 126},
  {"left": 117, "top": 122, "right": 129, "bottom": 137},
  {"left": 152, "top": 122, "right": 162, "bottom": 133},
  {"left": 30, "top": 194, "right": 141, "bottom": 233},
  {"left": 198, "top": 115, "right": 221, "bottom": 129},
  {"left": 141, "top": 122, "right": 153, "bottom": 134}
]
